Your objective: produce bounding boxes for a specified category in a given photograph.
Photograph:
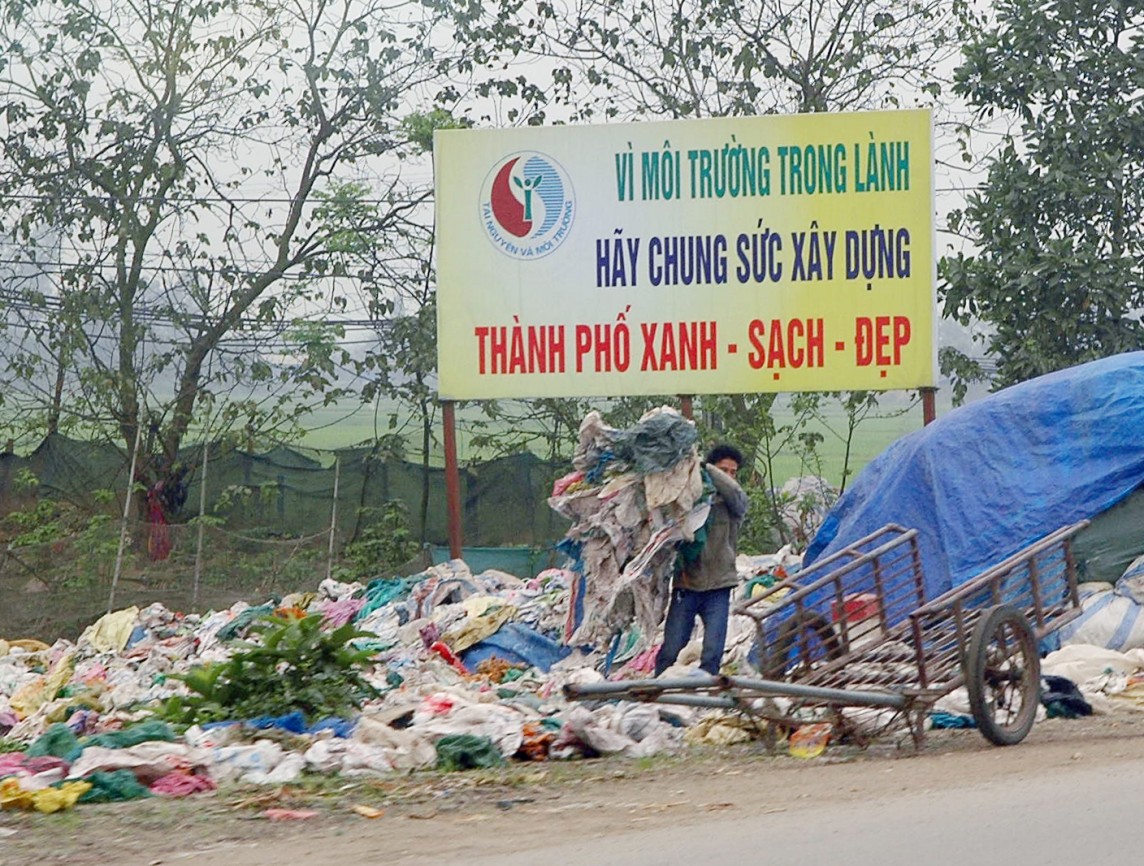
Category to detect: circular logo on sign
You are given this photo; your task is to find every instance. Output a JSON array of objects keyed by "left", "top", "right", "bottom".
[{"left": 479, "top": 152, "right": 575, "bottom": 259}]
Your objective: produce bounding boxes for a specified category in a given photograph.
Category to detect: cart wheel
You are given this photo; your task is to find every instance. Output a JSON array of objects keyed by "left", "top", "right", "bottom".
[
  {"left": 758, "top": 611, "right": 842, "bottom": 679},
  {"left": 965, "top": 604, "right": 1040, "bottom": 746}
]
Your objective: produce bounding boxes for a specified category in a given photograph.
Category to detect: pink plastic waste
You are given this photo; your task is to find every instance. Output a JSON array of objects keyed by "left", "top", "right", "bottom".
[{"left": 150, "top": 772, "right": 217, "bottom": 797}]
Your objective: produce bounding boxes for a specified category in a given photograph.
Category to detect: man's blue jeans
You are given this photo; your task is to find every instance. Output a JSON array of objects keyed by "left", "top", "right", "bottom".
[{"left": 655, "top": 586, "right": 731, "bottom": 676}]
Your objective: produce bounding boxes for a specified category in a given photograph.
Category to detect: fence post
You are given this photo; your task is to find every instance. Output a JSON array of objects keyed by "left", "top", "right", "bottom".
[
  {"left": 108, "top": 419, "right": 144, "bottom": 613},
  {"left": 192, "top": 440, "right": 210, "bottom": 609},
  {"left": 326, "top": 454, "right": 341, "bottom": 582}
]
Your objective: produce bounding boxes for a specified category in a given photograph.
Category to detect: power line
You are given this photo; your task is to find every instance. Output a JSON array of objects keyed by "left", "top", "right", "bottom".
[
  {"left": 0, "top": 255, "right": 401, "bottom": 281},
  {"left": 0, "top": 315, "right": 398, "bottom": 350},
  {"left": 0, "top": 283, "right": 408, "bottom": 331},
  {"left": 0, "top": 192, "right": 434, "bottom": 206}
]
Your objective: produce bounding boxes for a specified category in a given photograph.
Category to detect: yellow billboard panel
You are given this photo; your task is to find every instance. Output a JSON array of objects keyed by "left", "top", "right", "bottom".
[{"left": 435, "top": 109, "right": 934, "bottom": 399}]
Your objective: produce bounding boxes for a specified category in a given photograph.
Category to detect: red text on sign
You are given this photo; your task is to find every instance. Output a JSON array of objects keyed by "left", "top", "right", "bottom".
[
  {"left": 747, "top": 318, "right": 825, "bottom": 370},
  {"left": 855, "top": 316, "right": 911, "bottom": 366},
  {"left": 474, "top": 324, "right": 566, "bottom": 375},
  {"left": 640, "top": 321, "right": 718, "bottom": 371}
]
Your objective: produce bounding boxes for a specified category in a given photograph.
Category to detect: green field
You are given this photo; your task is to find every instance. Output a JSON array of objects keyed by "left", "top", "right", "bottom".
[{"left": 297, "top": 393, "right": 943, "bottom": 489}]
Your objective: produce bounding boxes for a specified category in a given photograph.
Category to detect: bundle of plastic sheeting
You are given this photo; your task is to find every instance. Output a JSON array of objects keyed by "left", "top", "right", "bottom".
[
  {"left": 1057, "top": 554, "right": 1144, "bottom": 651},
  {"left": 1042, "top": 644, "right": 1144, "bottom": 714},
  {"left": 550, "top": 407, "right": 708, "bottom": 651},
  {"left": 774, "top": 476, "right": 837, "bottom": 549},
  {"left": 551, "top": 703, "right": 684, "bottom": 758}
]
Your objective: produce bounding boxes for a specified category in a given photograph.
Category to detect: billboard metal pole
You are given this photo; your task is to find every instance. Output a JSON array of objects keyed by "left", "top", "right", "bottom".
[
  {"left": 442, "top": 400, "right": 463, "bottom": 559},
  {"left": 679, "top": 395, "right": 694, "bottom": 420},
  {"left": 921, "top": 387, "right": 937, "bottom": 426}
]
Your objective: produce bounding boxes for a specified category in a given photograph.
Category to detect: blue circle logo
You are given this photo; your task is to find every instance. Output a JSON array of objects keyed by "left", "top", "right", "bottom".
[{"left": 479, "top": 151, "right": 575, "bottom": 259}]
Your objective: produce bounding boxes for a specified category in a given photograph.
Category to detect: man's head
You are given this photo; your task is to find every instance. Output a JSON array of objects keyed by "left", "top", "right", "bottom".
[{"left": 706, "top": 443, "right": 744, "bottom": 478}]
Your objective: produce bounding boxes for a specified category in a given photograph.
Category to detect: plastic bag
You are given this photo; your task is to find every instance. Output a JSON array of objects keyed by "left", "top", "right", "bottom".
[{"left": 789, "top": 723, "right": 830, "bottom": 758}]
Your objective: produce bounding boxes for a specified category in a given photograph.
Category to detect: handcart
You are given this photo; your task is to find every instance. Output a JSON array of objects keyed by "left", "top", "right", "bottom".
[{"left": 564, "top": 520, "right": 1089, "bottom": 747}]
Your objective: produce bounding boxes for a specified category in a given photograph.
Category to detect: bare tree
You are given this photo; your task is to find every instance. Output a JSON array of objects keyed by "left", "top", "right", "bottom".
[{"left": 0, "top": 0, "right": 448, "bottom": 516}]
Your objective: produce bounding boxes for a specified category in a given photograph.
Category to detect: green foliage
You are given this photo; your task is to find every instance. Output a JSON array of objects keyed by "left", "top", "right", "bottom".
[
  {"left": 64, "top": 513, "right": 119, "bottom": 588},
  {"left": 0, "top": 0, "right": 454, "bottom": 514},
  {"left": 470, "top": 397, "right": 594, "bottom": 463},
  {"left": 213, "top": 484, "right": 280, "bottom": 516},
  {"left": 0, "top": 499, "right": 121, "bottom": 587},
  {"left": 938, "top": 346, "right": 986, "bottom": 407},
  {"left": 941, "top": 0, "right": 1144, "bottom": 387},
  {"left": 339, "top": 502, "right": 421, "bottom": 580},
  {"left": 13, "top": 468, "right": 39, "bottom": 494},
  {"left": 4, "top": 500, "right": 68, "bottom": 546},
  {"left": 158, "top": 614, "right": 380, "bottom": 725},
  {"left": 817, "top": 390, "right": 914, "bottom": 494},
  {"left": 451, "top": 0, "right": 965, "bottom": 123},
  {"left": 312, "top": 182, "right": 390, "bottom": 260},
  {"left": 738, "top": 483, "right": 786, "bottom": 555},
  {"left": 0, "top": 498, "right": 117, "bottom": 551},
  {"left": 401, "top": 109, "right": 472, "bottom": 153}
]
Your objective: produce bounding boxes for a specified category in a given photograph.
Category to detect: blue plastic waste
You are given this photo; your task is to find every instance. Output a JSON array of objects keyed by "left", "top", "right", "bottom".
[{"left": 460, "top": 623, "right": 571, "bottom": 672}]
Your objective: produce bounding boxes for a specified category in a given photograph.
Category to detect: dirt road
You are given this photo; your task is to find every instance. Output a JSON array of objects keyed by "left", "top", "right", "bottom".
[{"left": 3, "top": 714, "right": 1143, "bottom": 866}]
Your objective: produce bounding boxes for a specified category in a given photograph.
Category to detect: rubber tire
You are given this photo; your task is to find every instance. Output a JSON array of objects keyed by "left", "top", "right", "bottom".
[
  {"left": 965, "top": 604, "right": 1040, "bottom": 746},
  {"left": 758, "top": 611, "right": 843, "bottom": 679}
]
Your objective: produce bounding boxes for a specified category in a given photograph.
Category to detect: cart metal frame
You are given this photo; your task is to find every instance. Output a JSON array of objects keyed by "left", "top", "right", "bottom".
[{"left": 565, "top": 520, "right": 1089, "bottom": 747}]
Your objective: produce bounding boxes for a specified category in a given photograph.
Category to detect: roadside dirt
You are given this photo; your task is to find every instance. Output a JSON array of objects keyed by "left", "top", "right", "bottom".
[{"left": 2, "top": 712, "right": 1143, "bottom": 866}]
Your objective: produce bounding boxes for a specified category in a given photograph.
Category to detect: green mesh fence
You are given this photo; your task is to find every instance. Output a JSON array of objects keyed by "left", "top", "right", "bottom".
[
  {"left": 0, "top": 434, "right": 567, "bottom": 545},
  {"left": 0, "top": 435, "right": 571, "bottom": 640},
  {"left": 0, "top": 521, "right": 336, "bottom": 641}
]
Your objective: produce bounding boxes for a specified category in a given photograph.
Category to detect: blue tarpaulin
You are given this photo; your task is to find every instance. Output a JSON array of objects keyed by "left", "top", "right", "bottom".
[
  {"left": 805, "top": 353, "right": 1144, "bottom": 601},
  {"left": 459, "top": 623, "right": 572, "bottom": 672}
]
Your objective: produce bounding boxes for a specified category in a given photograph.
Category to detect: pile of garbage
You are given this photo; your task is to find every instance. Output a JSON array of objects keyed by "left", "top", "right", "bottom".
[
  {"left": 2, "top": 404, "right": 1126, "bottom": 815},
  {"left": 0, "top": 549, "right": 794, "bottom": 813},
  {"left": 0, "top": 407, "right": 804, "bottom": 813}
]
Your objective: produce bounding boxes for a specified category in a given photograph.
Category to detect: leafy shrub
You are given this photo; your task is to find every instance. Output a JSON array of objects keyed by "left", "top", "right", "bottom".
[
  {"left": 339, "top": 501, "right": 420, "bottom": 580},
  {"left": 158, "top": 614, "right": 379, "bottom": 725}
]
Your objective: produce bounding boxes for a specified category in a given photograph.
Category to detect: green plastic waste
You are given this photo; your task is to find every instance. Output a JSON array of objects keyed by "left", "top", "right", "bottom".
[
  {"left": 435, "top": 734, "right": 506, "bottom": 772},
  {"left": 81, "top": 719, "right": 176, "bottom": 753},
  {"left": 26, "top": 724, "right": 80, "bottom": 760},
  {"left": 215, "top": 602, "right": 277, "bottom": 641},
  {"left": 77, "top": 769, "right": 153, "bottom": 803}
]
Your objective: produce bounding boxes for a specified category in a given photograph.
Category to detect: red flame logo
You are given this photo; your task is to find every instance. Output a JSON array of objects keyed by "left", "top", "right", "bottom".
[{"left": 490, "top": 157, "right": 532, "bottom": 238}]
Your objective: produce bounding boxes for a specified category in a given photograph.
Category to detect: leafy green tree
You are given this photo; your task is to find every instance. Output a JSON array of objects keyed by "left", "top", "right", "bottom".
[
  {"left": 0, "top": 0, "right": 448, "bottom": 516},
  {"left": 940, "top": 0, "right": 1144, "bottom": 390},
  {"left": 322, "top": 138, "right": 443, "bottom": 543},
  {"left": 362, "top": 287, "right": 440, "bottom": 542}
]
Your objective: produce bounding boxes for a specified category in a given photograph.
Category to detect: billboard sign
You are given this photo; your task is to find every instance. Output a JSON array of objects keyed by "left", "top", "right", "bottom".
[{"left": 435, "top": 109, "right": 934, "bottom": 399}]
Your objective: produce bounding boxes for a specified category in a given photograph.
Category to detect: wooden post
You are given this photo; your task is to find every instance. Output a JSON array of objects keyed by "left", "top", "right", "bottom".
[
  {"left": 192, "top": 440, "right": 209, "bottom": 609},
  {"left": 679, "top": 395, "right": 694, "bottom": 420},
  {"left": 442, "top": 400, "right": 463, "bottom": 560},
  {"left": 108, "top": 417, "right": 145, "bottom": 613},
  {"left": 921, "top": 387, "right": 937, "bottom": 426},
  {"left": 325, "top": 454, "right": 341, "bottom": 581}
]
